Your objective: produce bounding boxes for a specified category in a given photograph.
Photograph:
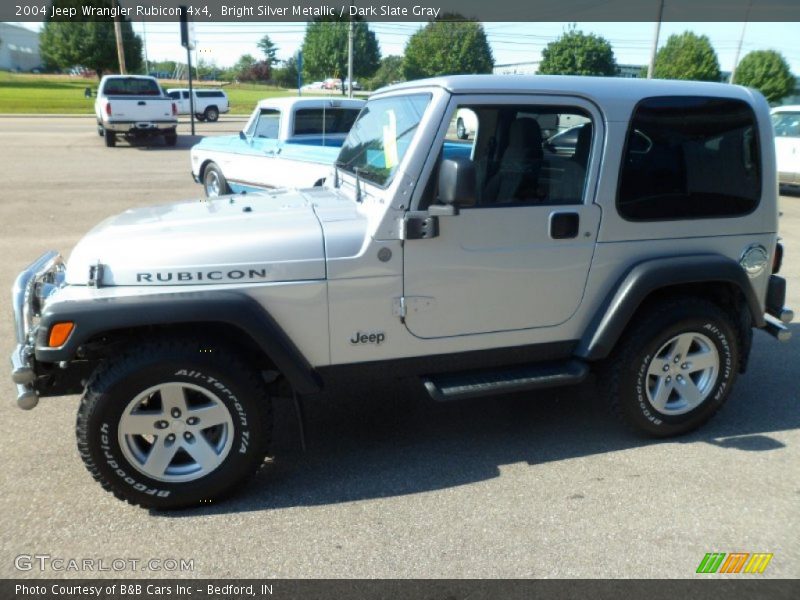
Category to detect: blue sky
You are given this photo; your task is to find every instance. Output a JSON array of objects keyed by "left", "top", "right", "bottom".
[{"left": 13, "top": 20, "right": 800, "bottom": 74}]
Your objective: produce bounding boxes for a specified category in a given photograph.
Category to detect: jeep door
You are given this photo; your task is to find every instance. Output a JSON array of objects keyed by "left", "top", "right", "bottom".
[{"left": 402, "top": 95, "right": 602, "bottom": 339}]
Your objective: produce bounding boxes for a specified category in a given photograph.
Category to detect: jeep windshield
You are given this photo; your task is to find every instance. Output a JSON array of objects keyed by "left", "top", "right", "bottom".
[{"left": 336, "top": 93, "right": 431, "bottom": 187}]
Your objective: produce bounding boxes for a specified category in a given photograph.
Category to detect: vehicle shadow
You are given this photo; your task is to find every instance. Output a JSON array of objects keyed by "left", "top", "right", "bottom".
[
  {"left": 160, "top": 325, "right": 799, "bottom": 517},
  {"left": 127, "top": 135, "right": 204, "bottom": 151}
]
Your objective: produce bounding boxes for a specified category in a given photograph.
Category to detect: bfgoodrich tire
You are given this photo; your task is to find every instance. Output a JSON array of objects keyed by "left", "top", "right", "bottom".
[
  {"left": 76, "top": 340, "right": 271, "bottom": 509},
  {"left": 600, "top": 298, "right": 740, "bottom": 437}
]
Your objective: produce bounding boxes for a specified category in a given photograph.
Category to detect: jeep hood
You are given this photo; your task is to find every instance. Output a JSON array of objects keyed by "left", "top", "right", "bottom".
[{"left": 66, "top": 192, "right": 328, "bottom": 286}]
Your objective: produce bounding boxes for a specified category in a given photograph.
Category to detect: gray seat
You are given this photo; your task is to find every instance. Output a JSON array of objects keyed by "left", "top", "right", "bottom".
[{"left": 483, "top": 118, "right": 543, "bottom": 204}]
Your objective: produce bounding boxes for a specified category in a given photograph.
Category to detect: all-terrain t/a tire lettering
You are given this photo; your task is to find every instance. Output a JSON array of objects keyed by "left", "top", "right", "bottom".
[{"left": 76, "top": 340, "right": 271, "bottom": 509}]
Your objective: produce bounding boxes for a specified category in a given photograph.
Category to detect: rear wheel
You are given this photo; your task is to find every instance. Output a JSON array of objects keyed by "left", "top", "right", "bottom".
[
  {"left": 97, "top": 123, "right": 104, "bottom": 137},
  {"left": 164, "top": 129, "right": 178, "bottom": 147},
  {"left": 600, "top": 297, "right": 740, "bottom": 437},
  {"left": 204, "top": 106, "right": 220, "bottom": 122},
  {"left": 195, "top": 113, "right": 206, "bottom": 122},
  {"left": 76, "top": 340, "right": 272, "bottom": 509},
  {"left": 104, "top": 129, "right": 116, "bottom": 147},
  {"left": 203, "top": 162, "right": 230, "bottom": 197}
]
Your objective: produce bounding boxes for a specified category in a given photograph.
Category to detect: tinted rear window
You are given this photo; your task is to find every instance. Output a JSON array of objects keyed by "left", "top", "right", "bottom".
[
  {"left": 196, "top": 90, "right": 225, "bottom": 98},
  {"left": 293, "top": 108, "right": 360, "bottom": 136},
  {"left": 103, "top": 78, "right": 162, "bottom": 96},
  {"left": 617, "top": 96, "right": 760, "bottom": 221}
]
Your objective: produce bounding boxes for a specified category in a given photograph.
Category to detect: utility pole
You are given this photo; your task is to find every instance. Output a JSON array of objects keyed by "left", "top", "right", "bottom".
[
  {"left": 114, "top": 17, "right": 126, "bottom": 74},
  {"left": 647, "top": 0, "right": 664, "bottom": 79},
  {"left": 730, "top": 0, "right": 754, "bottom": 84},
  {"left": 347, "top": 11, "right": 354, "bottom": 98},
  {"left": 142, "top": 20, "right": 150, "bottom": 75},
  {"left": 180, "top": 6, "right": 196, "bottom": 135}
]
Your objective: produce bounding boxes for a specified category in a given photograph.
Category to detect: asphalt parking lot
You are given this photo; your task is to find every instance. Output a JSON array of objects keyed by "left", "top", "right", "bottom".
[{"left": 0, "top": 116, "right": 798, "bottom": 579}]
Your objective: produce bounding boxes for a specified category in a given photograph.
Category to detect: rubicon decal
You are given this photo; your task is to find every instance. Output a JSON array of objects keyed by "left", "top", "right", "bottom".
[
  {"left": 136, "top": 269, "right": 271, "bottom": 283},
  {"left": 696, "top": 552, "right": 773, "bottom": 574}
]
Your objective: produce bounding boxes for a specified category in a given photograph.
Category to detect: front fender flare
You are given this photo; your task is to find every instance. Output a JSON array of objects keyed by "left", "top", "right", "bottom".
[{"left": 35, "top": 290, "right": 322, "bottom": 395}]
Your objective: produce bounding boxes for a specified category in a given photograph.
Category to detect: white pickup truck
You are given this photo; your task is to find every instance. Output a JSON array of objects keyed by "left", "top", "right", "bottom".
[
  {"left": 94, "top": 75, "right": 178, "bottom": 147},
  {"left": 166, "top": 88, "right": 230, "bottom": 122},
  {"left": 190, "top": 96, "right": 364, "bottom": 196}
]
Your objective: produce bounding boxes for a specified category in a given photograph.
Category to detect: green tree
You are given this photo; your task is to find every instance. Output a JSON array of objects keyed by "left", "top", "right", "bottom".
[
  {"left": 652, "top": 31, "right": 721, "bottom": 82},
  {"left": 40, "top": 0, "right": 143, "bottom": 78},
  {"left": 538, "top": 28, "right": 617, "bottom": 76},
  {"left": 257, "top": 35, "right": 279, "bottom": 67},
  {"left": 232, "top": 54, "right": 257, "bottom": 81},
  {"left": 733, "top": 50, "right": 796, "bottom": 103},
  {"left": 403, "top": 17, "right": 493, "bottom": 80},
  {"left": 273, "top": 56, "right": 299, "bottom": 89},
  {"left": 368, "top": 55, "right": 404, "bottom": 90},
  {"left": 301, "top": 19, "right": 380, "bottom": 92}
]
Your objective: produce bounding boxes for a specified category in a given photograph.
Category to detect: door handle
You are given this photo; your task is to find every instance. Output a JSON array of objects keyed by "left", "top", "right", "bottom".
[
  {"left": 549, "top": 212, "right": 580, "bottom": 239},
  {"left": 137, "top": 101, "right": 146, "bottom": 106}
]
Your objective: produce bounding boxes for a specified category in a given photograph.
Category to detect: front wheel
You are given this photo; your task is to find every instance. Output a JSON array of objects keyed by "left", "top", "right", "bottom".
[
  {"left": 76, "top": 340, "right": 272, "bottom": 509},
  {"left": 203, "top": 162, "right": 230, "bottom": 197},
  {"left": 600, "top": 298, "right": 740, "bottom": 437}
]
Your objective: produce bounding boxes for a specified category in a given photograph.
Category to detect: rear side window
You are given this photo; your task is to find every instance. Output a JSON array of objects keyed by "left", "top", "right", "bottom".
[
  {"left": 293, "top": 108, "right": 360, "bottom": 135},
  {"left": 618, "top": 96, "right": 760, "bottom": 220},
  {"left": 772, "top": 111, "right": 800, "bottom": 138},
  {"left": 196, "top": 90, "right": 225, "bottom": 98}
]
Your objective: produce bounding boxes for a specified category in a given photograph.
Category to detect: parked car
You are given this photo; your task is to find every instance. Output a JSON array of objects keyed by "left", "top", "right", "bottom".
[
  {"left": 323, "top": 78, "right": 342, "bottom": 90},
  {"left": 166, "top": 88, "right": 230, "bottom": 122},
  {"left": 771, "top": 105, "right": 800, "bottom": 192},
  {"left": 11, "top": 75, "right": 792, "bottom": 509},
  {"left": 94, "top": 75, "right": 178, "bottom": 147},
  {"left": 343, "top": 78, "right": 362, "bottom": 91},
  {"left": 191, "top": 97, "right": 365, "bottom": 196},
  {"left": 301, "top": 81, "right": 325, "bottom": 90}
]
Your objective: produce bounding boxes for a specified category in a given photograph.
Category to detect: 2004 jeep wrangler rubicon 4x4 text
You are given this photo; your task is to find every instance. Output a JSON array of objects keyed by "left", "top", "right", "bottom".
[{"left": 10, "top": 76, "right": 793, "bottom": 509}]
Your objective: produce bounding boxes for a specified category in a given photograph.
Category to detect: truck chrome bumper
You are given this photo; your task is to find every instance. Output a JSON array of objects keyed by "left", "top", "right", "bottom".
[
  {"left": 9, "top": 250, "right": 64, "bottom": 409},
  {"left": 104, "top": 121, "right": 177, "bottom": 133}
]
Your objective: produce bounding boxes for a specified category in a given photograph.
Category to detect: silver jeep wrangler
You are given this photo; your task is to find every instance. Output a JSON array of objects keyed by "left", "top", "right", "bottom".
[{"left": 10, "top": 76, "right": 793, "bottom": 508}]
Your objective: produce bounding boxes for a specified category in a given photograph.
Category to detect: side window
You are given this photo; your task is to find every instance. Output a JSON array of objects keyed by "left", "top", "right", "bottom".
[
  {"left": 429, "top": 104, "right": 593, "bottom": 208},
  {"left": 293, "top": 108, "right": 360, "bottom": 136},
  {"left": 252, "top": 109, "right": 280, "bottom": 138},
  {"left": 167, "top": 91, "right": 180, "bottom": 100},
  {"left": 772, "top": 111, "right": 800, "bottom": 138},
  {"left": 618, "top": 96, "right": 761, "bottom": 221},
  {"left": 182, "top": 91, "right": 190, "bottom": 99}
]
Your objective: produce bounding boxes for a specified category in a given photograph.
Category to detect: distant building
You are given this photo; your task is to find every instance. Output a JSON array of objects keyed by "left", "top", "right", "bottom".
[{"left": 0, "top": 23, "right": 41, "bottom": 71}]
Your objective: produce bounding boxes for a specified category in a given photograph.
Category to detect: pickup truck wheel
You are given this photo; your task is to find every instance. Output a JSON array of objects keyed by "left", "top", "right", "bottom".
[
  {"left": 456, "top": 118, "right": 468, "bottom": 140},
  {"left": 204, "top": 106, "right": 219, "bottom": 122},
  {"left": 600, "top": 298, "right": 739, "bottom": 437},
  {"left": 165, "top": 129, "right": 178, "bottom": 147},
  {"left": 104, "top": 129, "right": 116, "bottom": 147},
  {"left": 203, "top": 163, "right": 230, "bottom": 197},
  {"left": 75, "top": 340, "right": 272, "bottom": 509},
  {"left": 195, "top": 113, "right": 206, "bottom": 122},
  {"left": 97, "top": 123, "right": 104, "bottom": 137}
]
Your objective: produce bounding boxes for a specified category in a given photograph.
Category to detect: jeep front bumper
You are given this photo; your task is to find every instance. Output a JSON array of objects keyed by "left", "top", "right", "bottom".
[{"left": 10, "top": 250, "right": 64, "bottom": 410}]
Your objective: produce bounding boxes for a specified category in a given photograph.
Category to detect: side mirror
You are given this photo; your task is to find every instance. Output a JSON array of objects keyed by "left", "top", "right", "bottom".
[
  {"left": 239, "top": 131, "right": 247, "bottom": 141},
  {"left": 437, "top": 157, "right": 476, "bottom": 207}
]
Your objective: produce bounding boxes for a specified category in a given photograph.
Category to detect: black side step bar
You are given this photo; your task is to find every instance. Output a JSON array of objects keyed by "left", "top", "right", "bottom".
[{"left": 422, "top": 360, "right": 589, "bottom": 402}]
